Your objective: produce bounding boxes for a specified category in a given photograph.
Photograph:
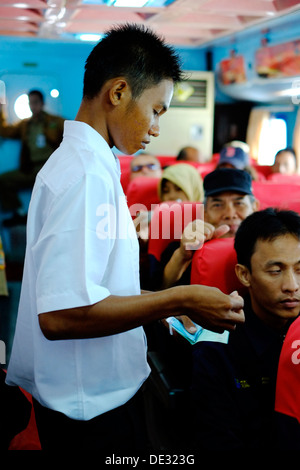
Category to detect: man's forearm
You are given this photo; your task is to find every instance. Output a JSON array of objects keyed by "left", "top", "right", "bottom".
[
  {"left": 38, "top": 287, "right": 186, "bottom": 340},
  {"left": 38, "top": 284, "right": 245, "bottom": 341}
]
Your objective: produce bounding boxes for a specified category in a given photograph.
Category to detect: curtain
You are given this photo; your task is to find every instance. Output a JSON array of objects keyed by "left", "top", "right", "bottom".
[
  {"left": 293, "top": 107, "right": 300, "bottom": 173},
  {"left": 246, "top": 108, "right": 270, "bottom": 161}
]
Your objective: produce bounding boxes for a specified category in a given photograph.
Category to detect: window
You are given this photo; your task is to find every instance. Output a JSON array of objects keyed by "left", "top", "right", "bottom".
[
  {"left": 14, "top": 93, "right": 32, "bottom": 120},
  {"left": 257, "top": 117, "right": 287, "bottom": 165}
]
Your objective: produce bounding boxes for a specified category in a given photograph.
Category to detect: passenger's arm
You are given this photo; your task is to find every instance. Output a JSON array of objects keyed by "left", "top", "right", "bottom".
[
  {"left": 0, "top": 104, "right": 22, "bottom": 139},
  {"left": 38, "top": 284, "right": 244, "bottom": 341},
  {"left": 161, "top": 221, "right": 230, "bottom": 289}
]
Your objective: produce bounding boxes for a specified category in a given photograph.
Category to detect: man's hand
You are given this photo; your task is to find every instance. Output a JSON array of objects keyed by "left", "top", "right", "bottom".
[
  {"left": 186, "top": 285, "right": 245, "bottom": 333},
  {"left": 179, "top": 220, "right": 230, "bottom": 262}
]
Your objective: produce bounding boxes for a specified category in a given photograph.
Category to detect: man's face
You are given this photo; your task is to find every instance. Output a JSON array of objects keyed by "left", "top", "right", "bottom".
[
  {"left": 112, "top": 79, "right": 173, "bottom": 155},
  {"left": 28, "top": 94, "right": 43, "bottom": 116},
  {"left": 130, "top": 154, "right": 162, "bottom": 181},
  {"left": 204, "top": 191, "right": 257, "bottom": 237},
  {"left": 240, "top": 234, "right": 300, "bottom": 329}
]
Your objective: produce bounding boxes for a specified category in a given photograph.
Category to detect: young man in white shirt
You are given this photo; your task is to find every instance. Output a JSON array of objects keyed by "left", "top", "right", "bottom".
[{"left": 6, "top": 24, "right": 244, "bottom": 451}]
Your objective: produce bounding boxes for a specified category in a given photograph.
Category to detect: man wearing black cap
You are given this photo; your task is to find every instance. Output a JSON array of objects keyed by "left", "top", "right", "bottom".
[
  {"left": 204, "top": 168, "right": 259, "bottom": 238},
  {"left": 151, "top": 168, "right": 258, "bottom": 291}
]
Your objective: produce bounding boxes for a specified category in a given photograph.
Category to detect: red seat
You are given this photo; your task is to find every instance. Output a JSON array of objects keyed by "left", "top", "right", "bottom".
[
  {"left": 8, "top": 390, "right": 41, "bottom": 450},
  {"left": 148, "top": 201, "right": 203, "bottom": 261},
  {"left": 252, "top": 163, "right": 272, "bottom": 179},
  {"left": 190, "top": 237, "right": 247, "bottom": 295},
  {"left": 267, "top": 173, "right": 300, "bottom": 184},
  {"left": 252, "top": 181, "right": 300, "bottom": 210},
  {"left": 275, "top": 315, "right": 300, "bottom": 424},
  {"left": 120, "top": 167, "right": 131, "bottom": 193},
  {"left": 118, "top": 155, "right": 133, "bottom": 194},
  {"left": 157, "top": 155, "right": 177, "bottom": 168},
  {"left": 126, "top": 176, "right": 160, "bottom": 214}
]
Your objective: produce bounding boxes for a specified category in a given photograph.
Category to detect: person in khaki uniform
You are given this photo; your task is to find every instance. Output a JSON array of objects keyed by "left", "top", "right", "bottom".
[
  {"left": 0, "top": 90, "right": 64, "bottom": 226},
  {"left": 0, "top": 235, "right": 8, "bottom": 296}
]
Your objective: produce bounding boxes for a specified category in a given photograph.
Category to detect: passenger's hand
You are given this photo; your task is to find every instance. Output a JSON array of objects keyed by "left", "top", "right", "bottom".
[
  {"left": 133, "top": 210, "right": 150, "bottom": 241},
  {"left": 180, "top": 220, "right": 230, "bottom": 261},
  {"left": 186, "top": 284, "right": 245, "bottom": 333},
  {"left": 175, "top": 315, "right": 198, "bottom": 334}
]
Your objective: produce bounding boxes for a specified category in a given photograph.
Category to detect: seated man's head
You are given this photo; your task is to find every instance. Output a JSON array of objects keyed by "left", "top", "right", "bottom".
[
  {"left": 234, "top": 208, "right": 300, "bottom": 330},
  {"left": 130, "top": 153, "right": 162, "bottom": 180},
  {"left": 176, "top": 146, "right": 202, "bottom": 163},
  {"left": 272, "top": 148, "right": 297, "bottom": 175},
  {"left": 203, "top": 168, "right": 258, "bottom": 238},
  {"left": 217, "top": 144, "right": 249, "bottom": 170}
]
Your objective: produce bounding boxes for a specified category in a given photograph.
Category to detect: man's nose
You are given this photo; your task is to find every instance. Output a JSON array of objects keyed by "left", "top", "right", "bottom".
[
  {"left": 222, "top": 203, "right": 237, "bottom": 219},
  {"left": 149, "top": 122, "right": 160, "bottom": 138},
  {"left": 282, "top": 270, "right": 300, "bottom": 292}
]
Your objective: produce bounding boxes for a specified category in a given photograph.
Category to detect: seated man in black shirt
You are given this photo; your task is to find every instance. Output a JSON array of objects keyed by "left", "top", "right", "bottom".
[{"left": 190, "top": 208, "right": 300, "bottom": 450}]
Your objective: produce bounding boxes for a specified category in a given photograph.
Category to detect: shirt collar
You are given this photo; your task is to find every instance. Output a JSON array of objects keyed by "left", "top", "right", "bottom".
[{"left": 63, "top": 120, "right": 120, "bottom": 175}]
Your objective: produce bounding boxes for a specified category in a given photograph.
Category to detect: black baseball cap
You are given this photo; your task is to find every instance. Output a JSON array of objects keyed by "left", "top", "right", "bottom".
[{"left": 204, "top": 168, "right": 253, "bottom": 197}]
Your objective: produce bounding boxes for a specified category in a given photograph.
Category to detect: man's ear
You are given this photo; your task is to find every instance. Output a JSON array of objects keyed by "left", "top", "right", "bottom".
[
  {"left": 235, "top": 263, "right": 251, "bottom": 287},
  {"left": 252, "top": 197, "right": 260, "bottom": 212},
  {"left": 108, "top": 79, "right": 130, "bottom": 106}
]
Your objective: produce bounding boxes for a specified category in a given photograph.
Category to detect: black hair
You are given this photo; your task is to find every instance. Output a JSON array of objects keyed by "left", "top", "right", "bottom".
[
  {"left": 83, "top": 23, "right": 184, "bottom": 100},
  {"left": 177, "top": 148, "right": 188, "bottom": 161},
  {"left": 28, "top": 89, "right": 44, "bottom": 103},
  {"left": 234, "top": 208, "right": 300, "bottom": 271},
  {"left": 275, "top": 147, "right": 297, "bottom": 162}
]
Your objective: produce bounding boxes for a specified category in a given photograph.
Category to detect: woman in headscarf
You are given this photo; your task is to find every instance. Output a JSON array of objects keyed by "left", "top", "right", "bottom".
[{"left": 158, "top": 163, "right": 204, "bottom": 203}]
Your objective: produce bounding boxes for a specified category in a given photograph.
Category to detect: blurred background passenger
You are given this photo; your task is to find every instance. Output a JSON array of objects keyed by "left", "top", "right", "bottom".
[
  {"left": 271, "top": 147, "right": 297, "bottom": 175},
  {"left": 217, "top": 140, "right": 258, "bottom": 180},
  {"left": 176, "top": 145, "right": 203, "bottom": 163},
  {"left": 0, "top": 90, "right": 64, "bottom": 226},
  {"left": 129, "top": 152, "right": 162, "bottom": 181}
]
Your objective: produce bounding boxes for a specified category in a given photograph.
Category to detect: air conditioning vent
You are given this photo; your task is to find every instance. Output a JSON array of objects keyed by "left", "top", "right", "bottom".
[{"left": 171, "top": 79, "right": 207, "bottom": 108}]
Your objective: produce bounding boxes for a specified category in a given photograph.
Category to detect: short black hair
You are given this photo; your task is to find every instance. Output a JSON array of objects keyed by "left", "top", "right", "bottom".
[
  {"left": 83, "top": 23, "right": 184, "bottom": 100},
  {"left": 28, "top": 89, "right": 44, "bottom": 103},
  {"left": 234, "top": 208, "right": 300, "bottom": 271}
]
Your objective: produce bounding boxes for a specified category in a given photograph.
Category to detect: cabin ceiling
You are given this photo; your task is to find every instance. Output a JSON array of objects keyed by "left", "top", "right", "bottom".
[{"left": 1, "top": 0, "right": 300, "bottom": 47}]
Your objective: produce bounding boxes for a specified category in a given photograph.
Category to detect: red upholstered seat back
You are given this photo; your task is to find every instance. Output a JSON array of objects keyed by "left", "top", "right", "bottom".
[
  {"left": 267, "top": 173, "right": 300, "bottom": 184},
  {"left": 275, "top": 315, "right": 300, "bottom": 423},
  {"left": 190, "top": 237, "right": 247, "bottom": 295},
  {"left": 252, "top": 181, "right": 300, "bottom": 210},
  {"left": 126, "top": 176, "right": 160, "bottom": 213},
  {"left": 148, "top": 201, "right": 204, "bottom": 261}
]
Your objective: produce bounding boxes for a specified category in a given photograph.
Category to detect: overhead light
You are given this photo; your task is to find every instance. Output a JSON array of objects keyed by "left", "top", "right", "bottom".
[
  {"left": 89, "top": 0, "right": 176, "bottom": 7},
  {"left": 113, "top": 0, "right": 149, "bottom": 6},
  {"left": 276, "top": 87, "right": 300, "bottom": 97},
  {"left": 76, "top": 33, "right": 102, "bottom": 42},
  {"left": 276, "top": 81, "right": 300, "bottom": 104},
  {"left": 50, "top": 89, "right": 59, "bottom": 98}
]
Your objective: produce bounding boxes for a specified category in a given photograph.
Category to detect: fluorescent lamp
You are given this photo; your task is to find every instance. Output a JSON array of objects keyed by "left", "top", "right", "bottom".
[
  {"left": 277, "top": 87, "right": 300, "bottom": 97},
  {"left": 76, "top": 33, "right": 102, "bottom": 42},
  {"left": 113, "top": 0, "right": 149, "bottom": 7}
]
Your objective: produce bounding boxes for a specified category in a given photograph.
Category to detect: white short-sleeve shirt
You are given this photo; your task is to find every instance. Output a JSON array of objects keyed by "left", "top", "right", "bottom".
[{"left": 6, "top": 121, "right": 150, "bottom": 420}]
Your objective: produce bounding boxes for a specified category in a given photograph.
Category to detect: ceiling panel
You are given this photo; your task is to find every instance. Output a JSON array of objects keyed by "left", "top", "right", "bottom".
[{"left": 0, "top": 0, "right": 299, "bottom": 46}]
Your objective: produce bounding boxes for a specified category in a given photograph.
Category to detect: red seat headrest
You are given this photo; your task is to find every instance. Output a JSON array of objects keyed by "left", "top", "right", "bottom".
[
  {"left": 190, "top": 237, "right": 247, "bottom": 295},
  {"left": 148, "top": 201, "right": 204, "bottom": 261},
  {"left": 126, "top": 176, "right": 160, "bottom": 213}
]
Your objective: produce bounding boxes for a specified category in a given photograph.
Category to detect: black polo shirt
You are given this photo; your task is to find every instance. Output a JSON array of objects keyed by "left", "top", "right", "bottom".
[{"left": 190, "top": 297, "right": 295, "bottom": 450}]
